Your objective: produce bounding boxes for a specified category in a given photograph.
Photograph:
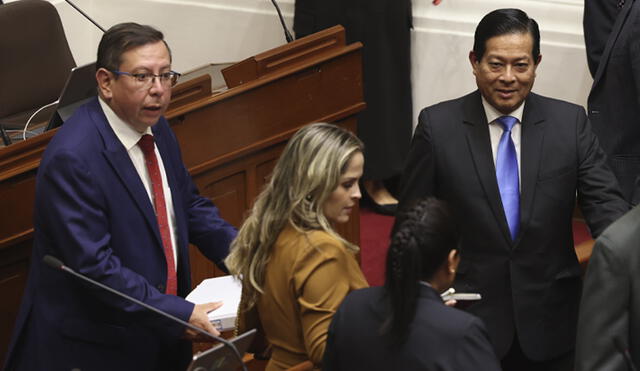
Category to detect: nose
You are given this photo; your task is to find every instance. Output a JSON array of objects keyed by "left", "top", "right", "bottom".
[
  {"left": 148, "top": 76, "right": 166, "bottom": 95},
  {"left": 352, "top": 183, "right": 362, "bottom": 200},
  {"left": 499, "top": 65, "right": 516, "bottom": 84}
]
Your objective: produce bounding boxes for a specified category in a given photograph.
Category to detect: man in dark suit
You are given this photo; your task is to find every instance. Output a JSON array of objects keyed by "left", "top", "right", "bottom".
[
  {"left": 583, "top": 0, "right": 622, "bottom": 77},
  {"left": 4, "top": 23, "right": 237, "bottom": 371},
  {"left": 399, "top": 8, "right": 628, "bottom": 371},
  {"left": 575, "top": 204, "right": 640, "bottom": 371},
  {"left": 587, "top": 0, "right": 640, "bottom": 205}
]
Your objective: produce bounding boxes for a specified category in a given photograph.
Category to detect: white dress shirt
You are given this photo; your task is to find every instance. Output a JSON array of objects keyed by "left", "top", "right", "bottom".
[
  {"left": 481, "top": 96, "right": 524, "bottom": 186},
  {"left": 99, "top": 98, "right": 178, "bottom": 266}
]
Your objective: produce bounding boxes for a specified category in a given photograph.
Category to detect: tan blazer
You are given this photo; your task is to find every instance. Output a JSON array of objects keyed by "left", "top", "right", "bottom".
[{"left": 238, "top": 224, "right": 368, "bottom": 371}]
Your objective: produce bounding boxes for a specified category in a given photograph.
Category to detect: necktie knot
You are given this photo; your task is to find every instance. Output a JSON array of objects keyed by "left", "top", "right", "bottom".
[
  {"left": 497, "top": 116, "right": 518, "bottom": 132},
  {"left": 138, "top": 134, "right": 155, "bottom": 154}
]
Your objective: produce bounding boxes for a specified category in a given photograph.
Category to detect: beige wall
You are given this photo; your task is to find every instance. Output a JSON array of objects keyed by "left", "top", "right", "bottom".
[{"left": 13, "top": 0, "right": 590, "bottom": 127}]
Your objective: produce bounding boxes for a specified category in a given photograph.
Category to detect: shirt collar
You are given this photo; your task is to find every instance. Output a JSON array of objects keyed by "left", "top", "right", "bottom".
[
  {"left": 480, "top": 95, "right": 525, "bottom": 124},
  {"left": 99, "top": 97, "right": 152, "bottom": 151},
  {"left": 418, "top": 280, "right": 432, "bottom": 288}
]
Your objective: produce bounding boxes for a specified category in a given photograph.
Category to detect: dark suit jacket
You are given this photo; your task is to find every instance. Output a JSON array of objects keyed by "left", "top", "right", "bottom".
[
  {"left": 588, "top": 0, "right": 640, "bottom": 205},
  {"left": 583, "top": 0, "right": 621, "bottom": 77},
  {"left": 576, "top": 205, "right": 640, "bottom": 371},
  {"left": 4, "top": 98, "right": 237, "bottom": 371},
  {"left": 323, "top": 285, "right": 500, "bottom": 371},
  {"left": 399, "top": 91, "right": 628, "bottom": 361}
]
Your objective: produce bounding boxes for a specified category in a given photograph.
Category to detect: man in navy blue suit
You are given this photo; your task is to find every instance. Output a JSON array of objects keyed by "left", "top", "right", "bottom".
[{"left": 4, "top": 23, "right": 237, "bottom": 371}]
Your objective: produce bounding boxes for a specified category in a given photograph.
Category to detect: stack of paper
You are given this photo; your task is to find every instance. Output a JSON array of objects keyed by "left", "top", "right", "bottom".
[{"left": 186, "top": 275, "right": 242, "bottom": 331}]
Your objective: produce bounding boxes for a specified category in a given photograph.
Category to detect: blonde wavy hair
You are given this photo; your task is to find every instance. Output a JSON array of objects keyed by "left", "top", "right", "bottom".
[{"left": 225, "top": 123, "right": 364, "bottom": 309}]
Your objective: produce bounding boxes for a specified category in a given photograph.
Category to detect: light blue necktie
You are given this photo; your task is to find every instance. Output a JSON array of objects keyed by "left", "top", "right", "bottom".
[{"left": 495, "top": 116, "right": 520, "bottom": 240}]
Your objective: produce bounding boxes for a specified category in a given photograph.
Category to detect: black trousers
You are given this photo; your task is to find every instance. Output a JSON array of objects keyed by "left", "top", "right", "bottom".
[{"left": 501, "top": 335, "right": 574, "bottom": 371}]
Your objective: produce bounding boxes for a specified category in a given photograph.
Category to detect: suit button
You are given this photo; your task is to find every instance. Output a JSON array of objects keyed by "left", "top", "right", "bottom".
[{"left": 157, "top": 283, "right": 165, "bottom": 292}]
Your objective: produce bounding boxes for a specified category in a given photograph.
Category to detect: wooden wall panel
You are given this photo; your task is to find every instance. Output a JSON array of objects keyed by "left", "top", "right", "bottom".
[
  {"left": 0, "top": 242, "right": 31, "bottom": 365},
  {"left": 189, "top": 169, "right": 248, "bottom": 283}
]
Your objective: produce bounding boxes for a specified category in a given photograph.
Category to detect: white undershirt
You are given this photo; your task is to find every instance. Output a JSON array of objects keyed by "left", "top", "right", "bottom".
[
  {"left": 481, "top": 96, "right": 524, "bottom": 186},
  {"left": 99, "top": 98, "right": 178, "bottom": 266}
]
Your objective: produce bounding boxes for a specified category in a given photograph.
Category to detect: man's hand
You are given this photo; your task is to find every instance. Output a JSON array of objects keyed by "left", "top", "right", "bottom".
[
  {"left": 185, "top": 301, "right": 223, "bottom": 340},
  {"left": 433, "top": 0, "right": 443, "bottom": 5}
]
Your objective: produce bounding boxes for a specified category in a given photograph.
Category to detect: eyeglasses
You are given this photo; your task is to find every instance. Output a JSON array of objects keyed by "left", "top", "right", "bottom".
[{"left": 111, "top": 70, "right": 181, "bottom": 88}]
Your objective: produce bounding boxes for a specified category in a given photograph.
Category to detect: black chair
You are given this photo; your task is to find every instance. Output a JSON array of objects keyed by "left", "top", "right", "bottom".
[{"left": 0, "top": 0, "right": 75, "bottom": 144}]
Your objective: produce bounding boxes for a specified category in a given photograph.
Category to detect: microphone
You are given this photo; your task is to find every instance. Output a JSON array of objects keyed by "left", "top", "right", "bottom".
[
  {"left": 63, "top": 0, "right": 106, "bottom": 33},
  {"left": 269, "top": 0, "right": 293, "bottom": 43},
  {"left": 0, "top": 124, "right": 11, "bottom": 146},
  {"left": 614, "top": 337, "right": 638, "bottom": 371},
  {"left": 43, "top": 255, "right": 248, "bottom": 371}
]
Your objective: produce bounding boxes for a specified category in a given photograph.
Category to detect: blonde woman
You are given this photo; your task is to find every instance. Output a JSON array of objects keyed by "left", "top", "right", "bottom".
[{"left": 226, "top": 123, "right": 368, "bottom": 371}]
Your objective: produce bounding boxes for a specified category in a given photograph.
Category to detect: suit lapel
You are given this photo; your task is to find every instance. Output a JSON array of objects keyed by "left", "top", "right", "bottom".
[
  {"left": 152, "top": 126, "right": 188, "bottom": 252},
  {"left": 592, "top": 0, "right": 634, "bottom": 89},
  {"left": 463, "top": 92, "right": 513, "bottom": 245},
  {"left": 518, "top": 93, "right": 546, "bottom": 244},
  {"left": 89, "top": 99, "right": 164, "bottom": 248}
]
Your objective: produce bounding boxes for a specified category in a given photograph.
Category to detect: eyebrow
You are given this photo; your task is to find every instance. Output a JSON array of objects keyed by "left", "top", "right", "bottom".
[
  {"left": 340, "top": 176, "right": 359, "bottom": 182},
  {"left": 487, "top": 55, "right": 531, "bottom": 61},
  {"left": 130, "top": 64, "right": 172, "bottom": 73}
]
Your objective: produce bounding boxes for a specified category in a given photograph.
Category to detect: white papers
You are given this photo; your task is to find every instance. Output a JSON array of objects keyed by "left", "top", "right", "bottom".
[
  {"left": 440, "top": 287, "right": 482, "bottom": 302},
  {"left": 186, "top": 275, "right": 242, "bottom": 331}
]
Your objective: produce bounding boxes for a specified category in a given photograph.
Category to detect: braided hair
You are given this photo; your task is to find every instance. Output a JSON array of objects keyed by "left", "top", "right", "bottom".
[{"left": 381, "top": 198, "right": 459, "bottom": 346}]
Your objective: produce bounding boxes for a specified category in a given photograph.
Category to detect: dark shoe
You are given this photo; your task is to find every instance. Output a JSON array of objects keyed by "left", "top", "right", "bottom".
[
  {"left": 370, "top": 201, "right": 397, "bottom": 216},
  {"left": 361, "top": 188, "right": 397, "bottom": 216}
]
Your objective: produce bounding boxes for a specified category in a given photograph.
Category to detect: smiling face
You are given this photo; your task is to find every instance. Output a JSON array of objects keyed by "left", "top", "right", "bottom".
[
  {"left": 96, "top": 41, "right": 172, "bottom": 133},
  {"left": 470, "top": 32, "right": 541, "bottom": 114},
  {"left": 323, "top": 151, "right": 364, "bottom": 224}
]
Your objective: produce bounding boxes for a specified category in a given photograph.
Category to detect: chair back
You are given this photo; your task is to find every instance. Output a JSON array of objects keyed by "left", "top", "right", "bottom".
[{"left": 0, "top": 0, "right": 75, "bottom": 119}]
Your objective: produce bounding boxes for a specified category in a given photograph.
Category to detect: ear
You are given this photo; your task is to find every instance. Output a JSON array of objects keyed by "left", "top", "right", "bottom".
[
  {"left": 469, "top": 51, "right": 479, "bottom": 76},
  {"left": 533, "top": 54, "right": 542, "bottom": 75},
  {"left": 96, "top": 68, "right": 115, "bottom": 100},
  {"left": 447, "top": 249, "right": 460, "bottom": 274},
  {"left": 532, "top": 54, "right": 542, "bottom": 78}
]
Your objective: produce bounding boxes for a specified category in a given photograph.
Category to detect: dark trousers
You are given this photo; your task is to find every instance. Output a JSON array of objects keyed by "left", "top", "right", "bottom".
[{"left": 501, "top": 336, "right": 574, "bottom": 371}]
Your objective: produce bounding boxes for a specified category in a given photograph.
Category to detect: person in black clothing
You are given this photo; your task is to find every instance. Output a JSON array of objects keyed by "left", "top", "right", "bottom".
[
  {"left": 293, "top": 0, "right": 443, "bottom": 214},
  {"left": 323, "top": 198, "right": 500, "bottom": 370},
  {"left": 583, "top": 0, "right": 623, "bottom": 77},
  {"left": 586, "top": 0, "right": 640, "bottom": 205}
]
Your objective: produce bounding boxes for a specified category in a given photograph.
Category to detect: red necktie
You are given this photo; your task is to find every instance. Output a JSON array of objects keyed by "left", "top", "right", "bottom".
[{"left": 138, "top": 134, "right": 177, "bottom": 295}]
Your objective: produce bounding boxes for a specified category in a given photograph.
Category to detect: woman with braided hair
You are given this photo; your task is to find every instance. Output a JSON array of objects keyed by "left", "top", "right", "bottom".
[
  {"left": 225, "top": 123, "right": 368, "bottom": 371},
  {"left": 323, "top": 198, "right": 500, "bottom": 370}
]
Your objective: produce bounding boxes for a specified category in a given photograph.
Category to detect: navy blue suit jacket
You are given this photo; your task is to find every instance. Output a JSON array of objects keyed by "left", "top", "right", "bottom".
[
  {"left": 4, "top": 98, "right": 237, "bottom": 371},
  {"left": 323, "top": 285, "right": 501, "bottom": 370}
]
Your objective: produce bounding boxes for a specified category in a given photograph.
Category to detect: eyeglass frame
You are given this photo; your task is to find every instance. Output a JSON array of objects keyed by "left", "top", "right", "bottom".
[{"left": 110, "top": 70, "right": 182, "bottom": 88}]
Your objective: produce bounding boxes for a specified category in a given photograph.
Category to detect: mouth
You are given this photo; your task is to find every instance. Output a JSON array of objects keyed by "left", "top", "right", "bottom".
[
  {"left": 496, "top": 89, "right": 516, "bottom": 99},
  {"left": 143, "top": 104, "right": 162, "bottom": 113}
]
